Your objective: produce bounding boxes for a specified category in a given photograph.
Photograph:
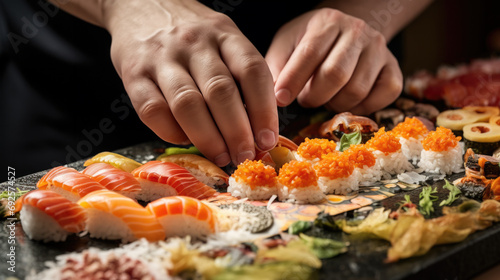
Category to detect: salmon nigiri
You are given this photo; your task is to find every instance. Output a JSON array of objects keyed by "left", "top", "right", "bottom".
[
  {"left": 77, "top": 189, "right": 165, "bottom": 243},
  {"left": 132, "top": 161, "right": 217, "bottom": 201},
  {"left": 146, "top": 196, "right": 217, "bottom": 239},
  {"left": 37, "top": 166, "right": 106, "bottom": 202},
  {"left": 82, "top": 163, "right": 142, "bottom": 199},
  {"left": 16, "top": 190, "right": 87, "bottom": 242}
]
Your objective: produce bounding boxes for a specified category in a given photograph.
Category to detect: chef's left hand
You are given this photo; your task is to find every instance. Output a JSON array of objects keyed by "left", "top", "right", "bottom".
[{"left": 266, "top": 8, "right": 403, "bottom": 115}]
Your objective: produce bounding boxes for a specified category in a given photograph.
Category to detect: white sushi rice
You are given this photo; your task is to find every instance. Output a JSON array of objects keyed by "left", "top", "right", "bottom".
[
  {"left": 85, "top": 208, "right": 137, "bottom": 243},
  {"left": 356, "top": 163, "right": 384, "bottom": 185},
  {"left": 135, "top": 179, "right": 178, "bottom": 202},
  {"left": 186, "top": 167, "right": 226, "bottom": 188},
  {"left": 157, "top": 215, "right": 214, "bottom": 240},
  {"left": 373, "top": 150, "right": 414, "bottom": 179},
  {"left": 399, "top": 136, "right": 425, "bottom": 164},
  {"left": 227, "top": 176, "right": 277, "bottom": 200},
  {"left": 277, "top": 183, "right": 325, "bottom": 204},
  {"left": 418, "top": 144, "right": 464, "bottom": 175},
  {"left": 46, "top": 185, "right": 80, "bottom": 202},
  {"left": 20, "top": 205, "right": 71, "bottom": 242},
  {"left": 318, "top": 170, "right": 360, "bottom": 195}
]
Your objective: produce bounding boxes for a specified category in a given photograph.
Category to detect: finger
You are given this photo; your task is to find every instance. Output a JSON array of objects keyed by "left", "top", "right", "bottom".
[
  {"left": 220, "top": 35, "right": 279, "bottom": 152},
  {"left": 296, "top": 24, "right": 366, "bottom": 108},
  {"left": 265, "top": 29, "right": 294, "bottom": 83},
  {"left": 323, "top": 38, "right": 386, "bottom": 112},
  {"left": 273, "top": 18, "right": 340, "bottom": 106},
  {"left": 348, "top": 56, "right": 403, "bottom": 115},
  {"left": 155, "top": 65, "right": 232, "bottom": 167},
  {"left": 189, "top": 49, "right": 257, "bottom": 164},
  {"left": 123, "top": 78, "right": 189, "bottom": 144}
]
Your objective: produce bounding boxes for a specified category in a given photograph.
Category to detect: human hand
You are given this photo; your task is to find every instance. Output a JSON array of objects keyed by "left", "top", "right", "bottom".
[
  {"left": 103, "top": 0, "right": 278, "bottom": 166},
  {"left": 266, "top": 8, "right": 403, "bottom": 115}
]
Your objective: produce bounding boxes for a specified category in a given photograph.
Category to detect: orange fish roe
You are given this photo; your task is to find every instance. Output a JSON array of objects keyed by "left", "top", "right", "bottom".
[
  {"left": 278, "top": 160, "right": 318, "bottom": 189},
  {"left": 232, "top": 159, "right": 277, "bottom": 189},
  {"left": 365, "top": 127, "right": 401, "bottom": 155},
  {"left": 391, "top": 117, "right": 429, "bottom": 139},
  {"left": 344, "top": 144, "right": 376, "bottom": 168},
  {"left": 314, "top": 153, "right": 354, "bottom": 180},
  {"left": 296, "top": 138, "right": 337, "bottom": 160},
  {"left": 421, "top": 126, "right": 461, "bottom": 152}
]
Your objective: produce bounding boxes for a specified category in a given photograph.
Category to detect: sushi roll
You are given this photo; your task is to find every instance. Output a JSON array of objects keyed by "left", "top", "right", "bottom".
[
  {"left": 462, "top": 122, "right": 500, "bottom": 155},
  {"left": 16, "top": 190, "right": 87, "bottom": 242},
  {"left": 78, "top": 189, "right": 166, "bottom": 242},
  {"left": 132, "top": 161, "right": 217, "bottom": 201},
  {"left": 390, "top": 117, "right": 429, "bottom": 163},
  {"left": 344, "top": 144, "right": 383, "bottom": 185},
  {"left": 314, "top": 152, "right": 359, "bottom": 195},
  {"left": 278, "top": 160, "right": 325, "bottom": 204},
  {"left": 157, "top": 154, "right": 229, "bottom": 188},
  {"left": 84, "top": 152, "right": 142, "bottom": 173},
  {"left": 37, "top": 166, "right": 106, "bottom": 202},
  {"left": 146, "top": 196, "right": 217, "bottom": 239},
  {"left": 228, "top": 159, "right": 278, "bottom": 200},
  {"left": 365, "top": 128, "right": 414, "bottom": 179},
  {"left": 294, "top": 137, "right": 338, "bottom": 163},
  {"left": 436, "top": 109, "right": 477, "bottom": 136},
  {"left": 463, "top": 106, "right": 499, "bottom": 121},
  {"left": 82, "top": 163, "right": 142, "bottom": 199},
  {"left": 418, "top": 127, "right": 463, "bottom": 175}
]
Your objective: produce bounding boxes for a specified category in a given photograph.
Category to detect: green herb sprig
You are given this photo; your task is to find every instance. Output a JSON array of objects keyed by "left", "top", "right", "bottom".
[
  {"left": 419, "top": 186, "right": 438, "bottom": 216},
  {"left": 439, "top": 179, "right": 461, "bottom": 207},
  {"left": 339, "top": 131, "right": 362, "bottom": 152}
]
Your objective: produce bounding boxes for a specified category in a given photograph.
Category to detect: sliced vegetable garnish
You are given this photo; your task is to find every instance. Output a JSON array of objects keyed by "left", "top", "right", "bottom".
[
  {"left": 299, "top": 233, "right": 348, "bottom": 259},
  {"left": 419, "top": 186, "right": 438, "bottom": 216},
  {"left": 339, "top": 131, "right": 362, "bottom": 152},
  {"left": 288, "top": 220, "right": 312, "bottom": 235},
  {"left": 162, "top": 146, "right": 202, "bottom": 156},
  {"left": 439, "top": 179, "right": 461, "bottom": 207}
]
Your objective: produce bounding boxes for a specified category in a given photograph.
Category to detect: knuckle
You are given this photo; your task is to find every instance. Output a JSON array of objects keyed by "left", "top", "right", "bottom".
[
  {"left": 351, "top": 19, "right": 368, "bottom": 38},
  {"left": 204, "top": 75, "right": 237, "bottom": 103},
  {"left": 177, "top": 26, "right": 202, "bottom": 46},
  {"left": 138, "top": 100, "right": 167, "bottom": 122},
  {"left": 170, "top": 86, "right": 203, "bottom": 114},
  {"left": 345, "top": 84, "right": 370, "bottom": 101},
  {"left": 323, "top": 63, "right": 350, "bottom": 86},
  {"left": 317, "top": 8, "right": 342, "bottom": 22},
  {"left": 240, "top": 55, "right": 268, "bottom": 77},
  {"left": 300, "top": 43, "right": 322, "bottom": 62}
]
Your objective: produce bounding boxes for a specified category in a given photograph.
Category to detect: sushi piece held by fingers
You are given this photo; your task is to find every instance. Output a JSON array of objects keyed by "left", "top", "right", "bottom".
[
  {"left": 84, "top": 152, "right": 142, "bottom": 173},
  {"left": 132, "top": 161, "right": 217, "bottom": 201},
  {"left": 390, "top": 117, "right": 429, "bottom": 163},
  {"left": 228, "top": 160, "right": 278, "bottom": 200},
  {"left": 418, "top": 127, "right": 463, "bottom": 175},
  {"left": 82, "top": 163, "right": 142, "bottom": 199},
  {"left": 157, "top": 154, "right": 229, "bottom": 188},
  {"left": 314, "top": 152, "right": 360, "bottom": 195},
  {"left": 365, "top": 128, "right": 414, "bottom": 179},
  {"left": 77, "top": 189, "right": 166, "bottom": 243},
  {"left": 16, "top": 190, "right": 87, "bottom": 242},
  {"left": 278, "top": 160, "right": 325, "bottom": 204},
  {"left": 37, "top": 166, "right": 106, "bottom": 202},
  {"left": 146, "top": 196, "right": 217, "bottom": 239}
]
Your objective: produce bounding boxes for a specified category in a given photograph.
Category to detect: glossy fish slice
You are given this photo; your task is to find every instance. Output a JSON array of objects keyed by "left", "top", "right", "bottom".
[
  {"left": 82, "top": 163, "right": 142, "bottom": 199},
  {"left": 77, "top": 189, "right": 165, "bottom": 242},
  {"left": 37, "top": 166, "right": 106, "bottom": 202},
  {"left": 84, "top": 152, "right": 142, "bottom": 173},
  {"left": 132, "top": 161, "right": 217, "bottom": 201},
  {"left": 16, "top": 190, "right": 87, "bottom": 242},
  {"left": 146, "top": 196, "right": 217, "bottom": 238}
]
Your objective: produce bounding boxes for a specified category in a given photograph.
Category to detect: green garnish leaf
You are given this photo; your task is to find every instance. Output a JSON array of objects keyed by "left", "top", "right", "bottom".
[
  {"left": 313, "top": 211, "right": 342, "bottom": 232},
  {"left": 439, "top": 179, "right": 462, "bottom": 207},
  {"left": 339, "top": 131, "right": 362, "bottom": 152},
  {"left": 299, "top": 233, "right": 348, "bottom": 259},
  {"left": 163, "top": 146, "right": 202, "bottom": 156},
  {"left": 419, "top": 186, "right": 438, "bottom": 216},
  {"left": 288, "top": 220, "right": 312, "bottom": 235}
]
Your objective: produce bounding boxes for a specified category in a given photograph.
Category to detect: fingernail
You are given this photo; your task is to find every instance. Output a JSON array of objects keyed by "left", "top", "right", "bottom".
[
  {"left": 180, "top": 140, "right": 192, "bottom": 146},
  {"left": 257, "top": 129, "right": 277, "bottom": 151},
  {"left": 276, "top": 88, "right": 291, "bottom": 105},
  {"left": 214, "top": 153, "right": 231, "bottom": 167},
  {"left": 237, "top": 150, "right": 255, "bottom": 164}
]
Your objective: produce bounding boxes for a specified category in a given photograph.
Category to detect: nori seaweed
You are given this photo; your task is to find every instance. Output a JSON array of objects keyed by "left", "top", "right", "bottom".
[{"left": 464, "top": 138, "right": 500, "bottom": 156}]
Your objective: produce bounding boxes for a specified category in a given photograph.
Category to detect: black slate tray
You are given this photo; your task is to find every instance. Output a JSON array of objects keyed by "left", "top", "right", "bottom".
[{"left": 1, "top": 141, "right": 500, "bottom": 280}]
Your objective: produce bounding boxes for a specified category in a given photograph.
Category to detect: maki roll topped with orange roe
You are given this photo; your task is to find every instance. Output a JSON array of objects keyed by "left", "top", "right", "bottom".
[
  {"left": 228, "top": 160, "right": 278, "bottom": 200},
  {"left": 277, "top": 160, "right": 325, "bottom": 204},
  {"left": 295, "top": 138, "right": 338, "bottom": 163},
  {"left": 314, "top": 152, "right": 359, "bottom": 195},
  {"left": 391, "top": 117, "right": 429, "bottom": 163},
  {"left": 418, "top": 127, "right": 463, "bottom": 175},
  {"left": 344, "top": 144, "right": 383, "bottom": 185},
  {"left": 365, "top": 127, "right": 414, "bottom": 179}
]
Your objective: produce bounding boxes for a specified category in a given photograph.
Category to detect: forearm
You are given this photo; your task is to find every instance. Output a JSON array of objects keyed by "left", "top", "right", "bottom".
[
  {"left": 317, "top": 0, "right": 433, "bottom": 41},
  {"left": 47, "top": 0, "right": 112, "bottom": 27}
]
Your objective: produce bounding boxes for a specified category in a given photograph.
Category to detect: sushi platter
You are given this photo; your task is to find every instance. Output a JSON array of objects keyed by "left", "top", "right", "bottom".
[{"left": 1, "top": 138, "right": 500, "bottom": 280}]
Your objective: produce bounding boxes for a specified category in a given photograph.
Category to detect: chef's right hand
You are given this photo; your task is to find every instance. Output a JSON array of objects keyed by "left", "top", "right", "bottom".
[{"left": 103, "top": 0, "right": 279, "bottom": 166}]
